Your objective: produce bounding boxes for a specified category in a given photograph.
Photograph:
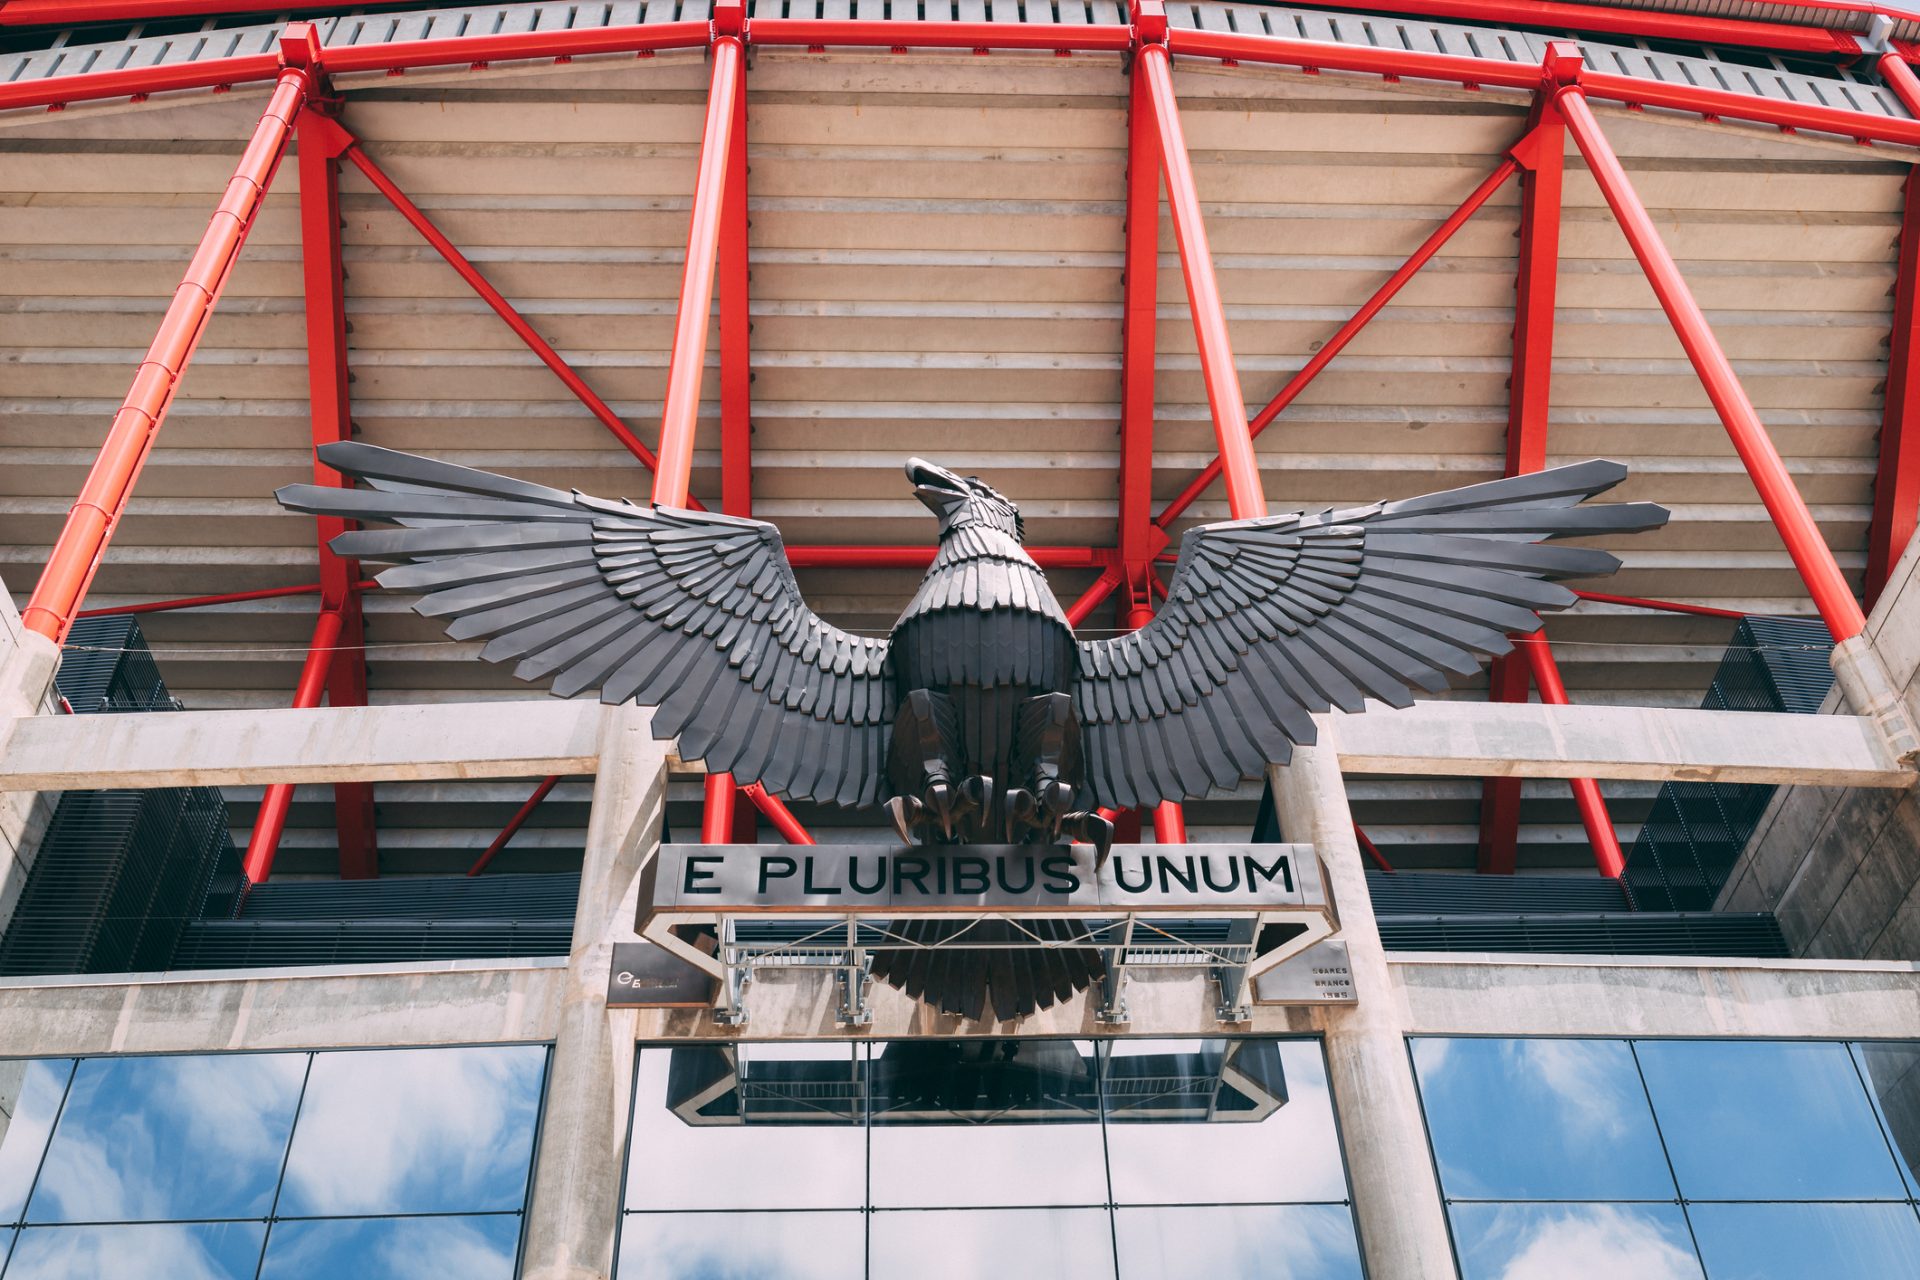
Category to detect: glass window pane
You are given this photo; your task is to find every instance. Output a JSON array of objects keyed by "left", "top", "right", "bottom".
[
  {"left": 27, "top": 1053, "right": 304, "bottom": 1223},
  {"left": 1634, "top": 1040, "right": 1906, "bottom": 1200},
  {"left": 1688, "top": 1202, "right": 1920, "bottom": 1280},
  {"left": 869, "top": 1039, "right": 1107, "bottom": 1208},
  {"left": 1449, "top": 1203, "right": 1703, "bottom": 1280},
  {"left": 0, "top": 1060, "right": 72, "bottom": 1224},
  {"left": 258, "top": 1214, "right": 520, "bottom": 1280},
  {"left": 616, "top": 1211, "right": 863, "bottom": 1280},
  {"left": 1114, "top": 1204, "right": 1364, "bottom": 1280},
  {"left": 3, "top": 1222, "right": 265, "bottom": 1280},
  {"left": 1410, "top": 1037, "right": 1674, "bottom": 1201},
  {"left": 624, "top": 1044, "right": 864, "bottom": 1211},
  {"left": 277, "top": 1045, "right": 545, "bottom": 1217},
  {"left": 869, "top": 1208, "right": 1114, "bottom": 1279},
  {"left": 1853, "top": 1041, "right": 1920, "bottom": 1198},
  {"left": 1103, "top": 1040, "right": 1347, "bottom": 1205}
]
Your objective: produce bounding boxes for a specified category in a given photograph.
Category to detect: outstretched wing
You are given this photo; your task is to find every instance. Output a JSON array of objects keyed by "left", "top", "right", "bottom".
[
  {"left": 277, "top": 443, "right": 893, "bottom": 807},
  {"left": 1075, "top": 461, "right": 1669, "bottom": 809}
]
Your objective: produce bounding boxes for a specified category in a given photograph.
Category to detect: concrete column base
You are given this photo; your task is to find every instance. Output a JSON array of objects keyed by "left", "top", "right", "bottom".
[
  {"left": 1269, "top": 749, "right": 1457, "bottom": 1280},
  {"left": 521, "top": 704, "right": 665, "bottom": 1280},
  {"left": 0, "top": 582, "right": 61, "bottom": 936}
]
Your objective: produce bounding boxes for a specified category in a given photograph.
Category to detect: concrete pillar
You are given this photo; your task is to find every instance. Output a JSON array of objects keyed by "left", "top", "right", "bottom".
[
  {"left": 0, "top": 576, "right": 60, "bottom": 932},
  {"left": 1268, "top": 749, "right": 1456, "bottom": 1280},
  {"left": 522, "top": 703, "right": 666, "bottom": 1280}
]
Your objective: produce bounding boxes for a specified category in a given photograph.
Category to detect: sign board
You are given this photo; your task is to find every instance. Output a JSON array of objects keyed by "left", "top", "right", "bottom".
[{"left": 606, "top": 940, "right": 718, "bottom": 1008}]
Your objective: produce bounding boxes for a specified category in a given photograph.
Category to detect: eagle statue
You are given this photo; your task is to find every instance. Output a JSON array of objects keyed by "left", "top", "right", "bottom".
[{"left": 278, "top": 445, "right": 1668, "bottom": 1019}]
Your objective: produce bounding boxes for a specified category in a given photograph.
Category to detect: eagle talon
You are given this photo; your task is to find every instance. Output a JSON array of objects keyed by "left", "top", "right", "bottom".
[{"left": 1061, "top": 812, "right": 1114, "bottom": 866}]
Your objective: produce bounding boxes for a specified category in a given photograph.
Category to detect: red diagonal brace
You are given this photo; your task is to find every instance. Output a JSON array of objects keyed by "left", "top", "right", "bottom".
[
  {"left": 1518, "top": 632, "right": 1625, "bottom": 878},
  {"left": 1157, "top": 151, "right": 1519, "bottom": 529},
  {"left": 295, "top": 105, "right": 378, "bottom": 879},
  {"left": 21, "top": 30, "right": 317, "bottom": 643},
  {"left": 340, "top": 141, "right": 686, "bottom": 495}
]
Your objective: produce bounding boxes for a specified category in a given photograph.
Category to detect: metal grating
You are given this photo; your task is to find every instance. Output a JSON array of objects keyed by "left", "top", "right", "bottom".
[
  {"left": 169, "top": 918, "right": 572, "bottom": 968},
  {"left": 1367, "top": 870, "right": 1631, "bottom": 915},
  {"left": 0, "top": 618, "right": 240, "bottom": 977},
  {"left": 1623, "top": 615, "right": 1834, "bottom": 912},
  {"left": 1378, "top": 910, "right": 1791, "bottom": 956},
  {"left": 0, "top": 0, "right": 1905, "bottom": 124},
  {"left": 237, "top": 871, "right": 580, "bottom": 919}
]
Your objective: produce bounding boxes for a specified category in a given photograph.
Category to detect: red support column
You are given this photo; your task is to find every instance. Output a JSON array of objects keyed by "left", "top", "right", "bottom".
[
  {"left": 1480, "top": 102, "right": 1565, "bottom": 875},
  {"left": 242, "top": 607, "right": 344, "bottom": 884},
  {"left": 1555, "top": 78, "right": 1865, "bottom": 641},
  {"left": 297, "top": 106, "right": 379, "bottom": 880},
  {"left": 1117, "top": 54, "right": 1168, "bottom": 621},
  {"left": 1868, "top": 167, "right": 1920, "bottom": 607},
  {"left": 719, "top": 48, "right": 754, "bottom": 520},
  {"left": 654, "top": 24, "right": 744, "bottom": 510},
  {"left": 1135, "top": 23, "right": 1266, "bottom": 521},
  {"left": 1517, "top": 632, "right": 1626, "bottom": 878},
  {"left": 21, "top": 31, "right": 318, "bottom": 643}
]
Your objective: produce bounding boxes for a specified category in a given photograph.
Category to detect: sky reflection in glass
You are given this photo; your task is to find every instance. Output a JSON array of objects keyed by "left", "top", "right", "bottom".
[
  {"left": 258, "top": 1213, "right": 520, "bottom": 1280},
  {"left": 1103, "top": 1040, "right": 1347, "bottom": 1205},
  {"left": 1113, "top": 1204, "right": 1364, "bottom": 1280},
  {"left": 869, "top": 1040, "right": 1107, "bottom": 1208},
  {"left": 1449, "top": 1202, "right": 1703, "bottom": 1280},
  {"left": 1410, "top": 1037, "right": 1673, "bottom": 1201},
  {"left": 4, "top": 1222, "right": 265, "bottom": 1280},
  {"left": 277, "top": 1044, "right": 545, "bottom": 1217},
  {"left": 0, "top": 1060, "right": 71, "bottom": 1224},
  {"left": 1687, "top": 1202, "right": 1920, "bottom": 1280},
  {"left": 624, "top": 1044, "right": 864, "bottom": 1211},
  {"left": 1635, "top": 1040, "right": 1907, "bottom": 1200},
  {"left": 617, "top": 1211, "right": 863, "bottom": 1280},
  {"left": 1853, "top": 1041, "right": 1920, "bottom": 1199},
  {"left": 28, "top": 1054, "right": 304, "bottom": 1224},
  {"left": 867, "top": 1208, "right": 1114, "bottom": 1278}
]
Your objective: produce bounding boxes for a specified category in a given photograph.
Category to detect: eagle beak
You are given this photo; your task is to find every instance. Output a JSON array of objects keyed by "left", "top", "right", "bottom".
[{"left": 905, "top": 458, "right": 963, "bottom": 493}]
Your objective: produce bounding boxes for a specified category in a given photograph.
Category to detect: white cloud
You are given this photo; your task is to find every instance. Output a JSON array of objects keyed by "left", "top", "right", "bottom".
[{"left": 1478, "top": 1206, "right": 1701, "bottom": 1280}]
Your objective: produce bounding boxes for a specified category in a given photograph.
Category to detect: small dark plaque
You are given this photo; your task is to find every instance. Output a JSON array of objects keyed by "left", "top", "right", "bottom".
[{"left": 606, "top": 941, "right": 716, "bottom": 1009}]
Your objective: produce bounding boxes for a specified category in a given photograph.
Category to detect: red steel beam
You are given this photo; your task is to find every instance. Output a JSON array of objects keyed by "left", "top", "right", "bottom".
[
  {"left": 742, "top": 783, "right": 816, "bottom": 845},
  {"left": 338, "top": 140, "right": 682, "bottom": 491},
  {"left": 748, "top": 19, "right": 1133, "bottom": 52},
  {"left": 467, "top": 775, "right": 560, "bottom": 876},
  {"left": 1353, "top": 824, "right": 1396, "bottom": 874},
  {"left": 1117, "top": 51, "right": 1165, "bottom": 621},
  {"left": 1136, "top": 32, "right": 1266, "bottom": 520},
  {"left": 654, "top": 30, "right": 743, "bottom": 509},
  {"left": 75, "top": 579, "right": 376, "bottom": 618},
  {"left": 1517, "top": 631, "right": 1626, "bottom": 878},
  {"left": 297, "top": 104, "right": 378, "bottom": 879},
  {"left": 241, "top": 606, "right": 343, "bottom": 884},
  {"left": 1878, "top": 49, "right": 1920, "bottom": 120},
  {"left": 1065, "top": 567, "right": 1124, "bottom": 628},
  {"left": 19, "top": 35, "right": 315, "bottom": 643},
  {"left": 1572, "top": 588, "right": 1748, "bottom": 619},
  {"left": 1156, "top": 152, "right": 1519, "bottom": 529},
  {"left": 719, "top": 45, "right": 753, "bottom": 521},
  {"left": 1868, "top": 165, "right": 1920, "bottom": 606},
  {"left": 1480, "top": 99, "right": 1565, "bottom": 876},
  {"left": 788, "top": 544, "right": 1112, "bottom": 569},
  {"left": 1556, "top": 81, "right": 1867, "bottom": 641}
]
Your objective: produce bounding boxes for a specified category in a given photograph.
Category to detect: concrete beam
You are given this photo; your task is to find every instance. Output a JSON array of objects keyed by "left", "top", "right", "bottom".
[
  {"left": 0, "top": 697, "right": 605, "bottom": 790},
  {"left": 1392, "top": 953, "right": 1920, "bottom": 1041},
  {"left": 0, "top": 959, "right": 567, "bottom": 1058},
  {"left": 1329, "top": 700, "right": 1912, "bottom": 787},
  {"left": 0, "top": 696, "right": 1906, "bottom": 793}
]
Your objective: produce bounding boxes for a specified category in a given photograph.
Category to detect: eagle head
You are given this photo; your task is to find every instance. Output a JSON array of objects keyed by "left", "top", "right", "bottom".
[{"left": 906, "top": 457, "right": 1024, "bottom": 542}]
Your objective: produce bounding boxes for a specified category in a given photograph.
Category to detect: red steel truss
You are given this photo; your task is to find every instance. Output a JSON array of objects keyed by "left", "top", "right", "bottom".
[
  {"left": 1870, "top": 167, "right": 1920, "bottom": 606},
  {"left": 16, "top": 10, "right": 1910, "bottom": 880}
]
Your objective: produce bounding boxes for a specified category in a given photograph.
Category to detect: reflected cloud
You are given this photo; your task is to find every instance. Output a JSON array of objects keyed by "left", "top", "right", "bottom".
[
  {"left": 869, "top": 1207, "right": 1114, "bottom": 1279},
  {"left": 1501, "top": 1040, "right": 1635, "bottom": 1141},
  {"left": 1114, "top": 1204, "right": 1363, "bottom": 1280},
  {"left": 29, "top": 1055, "right": 302, "bottom": 1223},
  {"left": 0, "top": 1059, "right": 72, "bottom": 1222},
  {"left": 1455, "top": 1204, "right": 1702, "bottom": 1280},
  {"left": 279, "top": 1046, "right": 545, "bottom": 1217},
  {"left": 618, "top": 1211, "right": 863, "bottom": 1280},
  {"left": 261, "top": 1214, "right": 519, "bottom": 1280},
  {"left": 5, "top": 1221, "right": 264, "bottom": 1280}
]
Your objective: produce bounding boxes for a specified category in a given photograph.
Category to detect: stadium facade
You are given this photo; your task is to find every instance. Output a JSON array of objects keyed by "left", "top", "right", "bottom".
[{"left": 2, "top": 1, "right": 1920, "bottom": 1277}]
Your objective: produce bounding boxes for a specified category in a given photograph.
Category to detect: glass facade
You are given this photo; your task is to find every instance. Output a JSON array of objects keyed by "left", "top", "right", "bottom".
[
  {"left": 1412, "top": 1037, "right": 1920, "bottom": 1280},
  {"left": 617, "top": 1037, "right": 1362, "bottom": 1279},
  {"left": 0, "top": 1045, "right": 547, "bottom": 1280}
]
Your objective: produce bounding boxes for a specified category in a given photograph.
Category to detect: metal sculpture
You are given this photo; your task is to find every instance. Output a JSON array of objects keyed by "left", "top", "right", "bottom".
[{"left": 279, "top": 445, "right": 1668, "bottom": 1017}]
